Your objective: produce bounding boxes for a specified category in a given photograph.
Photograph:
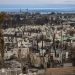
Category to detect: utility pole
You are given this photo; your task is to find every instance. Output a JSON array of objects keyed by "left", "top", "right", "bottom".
[
  {"left": 53, "top": 30, "right": 56, "bottom": 57},
  {"left": 36, "top": 34, "right": 38, "bottom": 52},
  {"left": 42, "top": 33, "right": 43, "bottom": 52},
  {"left": 60, "top": 23, "right": 63, "bottom": 65},
  {"left": 41, "top": 33, "right": 47, "bottom": 71}
]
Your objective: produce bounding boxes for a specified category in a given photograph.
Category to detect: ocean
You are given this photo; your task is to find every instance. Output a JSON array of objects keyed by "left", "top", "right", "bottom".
[{"left": 0, "top": 4, "right": 75, "bottom": 13}]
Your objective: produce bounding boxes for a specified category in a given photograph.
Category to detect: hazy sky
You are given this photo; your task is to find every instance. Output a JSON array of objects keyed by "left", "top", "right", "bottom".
[{"left": 0, "top": 0, "right": 75, "bottom": 5}]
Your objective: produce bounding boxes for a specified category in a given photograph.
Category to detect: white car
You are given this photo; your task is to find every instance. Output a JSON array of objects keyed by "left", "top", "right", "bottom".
[{"left": 4, "top": 51, "right": 14, "bottom": 60}]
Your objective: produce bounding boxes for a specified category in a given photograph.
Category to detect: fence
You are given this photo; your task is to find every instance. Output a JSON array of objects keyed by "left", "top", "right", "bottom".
[{"left": 0, "top": 68, "right": 22, "bottom": 75}]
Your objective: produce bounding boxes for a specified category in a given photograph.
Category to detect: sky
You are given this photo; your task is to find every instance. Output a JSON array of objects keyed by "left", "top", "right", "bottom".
[
  {"left": 0, "top": 0, "right": 75, "bottom": 5},
  {"left": 0, "top": 0, "right": 75, "bottom": 12}
]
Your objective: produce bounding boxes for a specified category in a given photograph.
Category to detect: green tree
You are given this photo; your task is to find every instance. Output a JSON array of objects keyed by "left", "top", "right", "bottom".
[{"left": 0, "top": 12, "right": 5, "bottom": 67}]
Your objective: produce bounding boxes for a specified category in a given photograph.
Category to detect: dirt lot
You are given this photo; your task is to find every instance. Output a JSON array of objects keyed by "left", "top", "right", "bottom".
[{"left": 45, "top": 67, "right": 75, "bottom": 75}]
